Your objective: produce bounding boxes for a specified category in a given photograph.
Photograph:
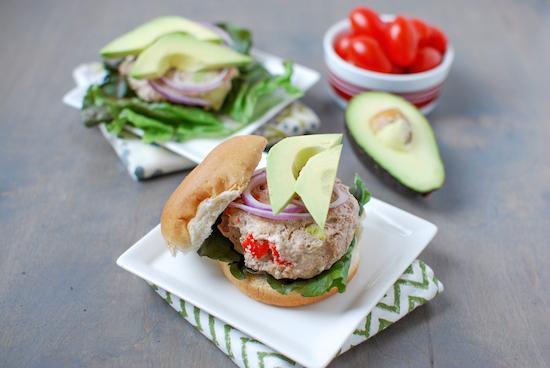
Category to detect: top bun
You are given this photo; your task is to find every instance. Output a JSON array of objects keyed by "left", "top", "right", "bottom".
[{"left": 161, "top": 135, "right": 267, "bottom": 254}]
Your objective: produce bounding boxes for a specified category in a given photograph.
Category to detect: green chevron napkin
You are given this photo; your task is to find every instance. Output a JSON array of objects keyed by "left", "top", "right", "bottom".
[{"left": 151, "top": 259, "right": 443, "bottom": 368}]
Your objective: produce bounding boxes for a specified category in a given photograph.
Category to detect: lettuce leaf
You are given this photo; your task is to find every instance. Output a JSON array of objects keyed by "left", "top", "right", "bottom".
[
  {"left": 124, "top": 99, "right": 222, "bottom": 126},
  {"left": 351, "top": 174, "right": 371, "bottom": 215},
  {"left": 222, "top": 61, "right": 303, "bottom": 124},
  {"left": 216, "top": 23, "right": 252, "bottom": 54},
  {"left": 82, "top": 83, "right": 229, "bottom": 143},
  {"left": 113, "top": 109, "right": 174, "bottom": 143},
  {"left": 83, "top": 84, "right": 223, "bottom": 126},
  {"left": 99, "top": 59, "right": 135, "bottom": 99},
  {"left": 215, "top": 23, "right": 303, "bottom": 124},
  {"left": 266, "top": 239, "right": 355, "bottom": 297},
  {"left": 197, "top": 227, "right": 242, "bottom": 263},
  {"left": 196, "top": 227, "right": 247, "bottom": 280}
]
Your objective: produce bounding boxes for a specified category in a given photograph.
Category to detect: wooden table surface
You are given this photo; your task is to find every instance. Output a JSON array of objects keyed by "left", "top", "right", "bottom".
[{"left": 1, "top": 0, "right": 549, "bottom": 367}]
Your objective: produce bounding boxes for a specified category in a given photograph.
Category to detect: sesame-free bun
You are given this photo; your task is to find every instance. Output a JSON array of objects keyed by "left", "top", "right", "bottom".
[
  {"left": 160, "top": 135, "right": 267, "bottom": 254},
  {"left": 217, "top": 243, "right": 361, "bottom": 307}
]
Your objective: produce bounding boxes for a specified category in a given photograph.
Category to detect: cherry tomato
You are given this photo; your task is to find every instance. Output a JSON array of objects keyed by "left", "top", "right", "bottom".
[
  {"left": 348, "top": 35, "right": 392, "bottom": 73},
  {"left": 334, "top": 30, "right": 355, "bottom": 59},
  {"left": 425, "top": 26, "right": 447, "bottom": 54},
  {"left": 408, "top": 47, "right": 443, "bottom": 73},
  {"left": 390, "top": 65, "right": 406, "bottom": 74},
  {"left": 382, "top": 16, "right": 419, "bottom": 67},
  {"left": 410, "top": 18, "right": 431, "bottom": 44},
  {"left": 349, "top": 7, "right": 385, "bottom": 38}
]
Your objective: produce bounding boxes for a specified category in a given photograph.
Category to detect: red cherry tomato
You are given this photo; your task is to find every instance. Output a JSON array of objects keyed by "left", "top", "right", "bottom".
[
  {"left": 382, "top": 16, "right": 419, "bottom": 67},
  {"left": 410, "top": 18, "right": 431, "bottom": 44},
  {"left": 334, "top": 31, "right": 355, "bottom": 59},
  {"left": 349, "top": 7, "right": 385, "bottom": 38},
  {"left": 408, "top": 47, "right": 443, "bottom": 73},
  {"left": 390, "top": 65, "right": 406, "bottom": 74},
  {"left": 425, "top": 26, "right": 447, "bottom": 54},
  {"left": 348, "top": 35, "right": 392, "bottom": 73}
]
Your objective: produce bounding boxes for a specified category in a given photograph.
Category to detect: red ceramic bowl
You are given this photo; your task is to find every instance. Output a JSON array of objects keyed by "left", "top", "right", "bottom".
[{"left": 323, "top": 17, "right": 454, "bottom": 114}]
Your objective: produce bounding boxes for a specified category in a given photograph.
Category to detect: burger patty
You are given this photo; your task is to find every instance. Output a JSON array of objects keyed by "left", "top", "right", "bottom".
[
  {"left": 218, "top": 181, "right": 360, "bottom": 280},
  {"left": 118, "top": 57, "right": 165, "bottom": 102}
]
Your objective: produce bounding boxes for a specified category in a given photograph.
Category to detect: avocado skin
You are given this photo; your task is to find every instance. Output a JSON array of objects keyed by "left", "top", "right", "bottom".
[{"left": 345, "top": 125, "right": 434, "bottom": 197}]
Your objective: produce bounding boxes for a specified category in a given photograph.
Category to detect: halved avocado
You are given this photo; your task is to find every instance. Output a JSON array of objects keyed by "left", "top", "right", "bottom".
[{"left": 345, "top": 92, "right": 445, "bottom": 195}]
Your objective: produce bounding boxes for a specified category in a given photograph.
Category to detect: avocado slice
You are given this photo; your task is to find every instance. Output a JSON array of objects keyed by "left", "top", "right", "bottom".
[
  {"left": 345, "top": 92, "right": 445, "bottom": 194},
  {"left": 131, "top": 33, "right": 252, "bottom": 79},
  {"left": 266, "top": 134, "right": 343, "bottom": 214},
  {"left": 100, "top": 16, "right": 223, "bottom": 58},
  {"left": 295, "top": 144, "right": 343, "bottom": 228}
]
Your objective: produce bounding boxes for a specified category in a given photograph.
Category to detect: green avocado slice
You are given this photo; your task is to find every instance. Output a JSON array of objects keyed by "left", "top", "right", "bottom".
[
  {"left": 100, "top": 16, "right": 223, "bottom": 58},
  {"left": 266, "top": 134, "right": 343, "bottom": 214},
  {"left": 345, "top": 92, "right": 445, "bottom": 194},
  {"left": 295, "top": 144, "right": 343, "bottom": 228},
  {"left": 131, "top": 33, "right": 252, "bottom": 79}
]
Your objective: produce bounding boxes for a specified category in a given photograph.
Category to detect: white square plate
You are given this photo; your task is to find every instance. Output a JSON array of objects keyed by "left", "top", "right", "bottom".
[
  {"left": 127, "top": 49, "right": 320, "bottom": 164},
  {"left": 117, "top": 198, "right": 437, "bottom": 368}
]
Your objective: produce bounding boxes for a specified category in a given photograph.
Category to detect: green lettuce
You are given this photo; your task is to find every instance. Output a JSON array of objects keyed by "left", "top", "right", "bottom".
[
  {"left": 222, "top": 61, "right": 303, "bottom": 124},
  {"left": 266, "top": 239, "right": 355, "bottom": 297},
  {"left": 82, "top": 82, "right": 228, "bottom": 143},
  {"left": 351, "top": 174, "right": 371, "bottom": 215},
  {"left": 215, "top": 23, "right": 303, "bottom": 123},
  {"left": 108, "top": 109, "right": 174, "bottom": 143},
  {"left": 216, "top": 23, "right": 252, "bottom": 54},
  {"left": 197, "top": 227, "right": 242, "bottom": 263}
]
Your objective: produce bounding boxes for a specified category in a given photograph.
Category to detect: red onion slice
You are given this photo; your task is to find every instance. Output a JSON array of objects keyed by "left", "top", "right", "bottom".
[
  {"left": 228, "top": 202, "right": 312, "bottom": 221},
  {"left": 252, "top": 168, "right": 266, "bottom": 177},
  {"left": 329, "top": 185, "right": 347, "bottom": 208},
  {"left": 199, "top": 22, "right": 233, "bottom": 45},
  {"left": 236, "top": 169, "right": 348, "bottom": 222},
  {"left": 149, "top": 80, "right": 209, "bottom": 106},
  {"left": 160, "top": 69, "right": 228, "bottom": 93},
  {"left": 243, "top": 172, "right": 306, "bottom": 213}
]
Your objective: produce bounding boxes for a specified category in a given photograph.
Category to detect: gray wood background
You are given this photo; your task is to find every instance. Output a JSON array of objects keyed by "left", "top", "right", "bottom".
[{"left": 1, "top": 0, "right": 549, "bottom": 367}]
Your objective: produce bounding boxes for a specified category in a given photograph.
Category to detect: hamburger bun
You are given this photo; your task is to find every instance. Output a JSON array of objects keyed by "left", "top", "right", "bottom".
[
  {"left": 217, "top": 243, "right": 361, "bottom": 307},
  {"left": 161, "top": 135, "right": 267, "bottom": 254}
]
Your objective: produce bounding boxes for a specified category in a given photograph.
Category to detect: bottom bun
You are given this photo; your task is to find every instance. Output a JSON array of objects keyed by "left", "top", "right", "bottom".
[{"left": 217, "top": 244, "right": 361, "bottom": 307}]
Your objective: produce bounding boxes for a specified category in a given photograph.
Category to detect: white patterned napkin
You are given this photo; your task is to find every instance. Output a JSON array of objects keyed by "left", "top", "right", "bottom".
[
  {"left": 63, "top": 63, "right": 320, "bottom": 180},
  {"left": 152, "top": 260, "right": 443, "bottom": 368}
]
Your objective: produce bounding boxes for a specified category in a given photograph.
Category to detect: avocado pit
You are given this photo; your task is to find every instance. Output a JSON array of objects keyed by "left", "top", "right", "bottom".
[{"left": 369, "top": 108, "right": 413, "bottom": 151}]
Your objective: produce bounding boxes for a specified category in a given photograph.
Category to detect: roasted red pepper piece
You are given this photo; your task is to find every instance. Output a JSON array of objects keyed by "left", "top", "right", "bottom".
[
  {"left": 269, "top": 243, "right": 292, "bottom": 267},
  {"left": 242, "top": 234, "right": 270, "bottom": 259},
  {"left": 242, "top": 234, "right": 292, "bottom": 266}
]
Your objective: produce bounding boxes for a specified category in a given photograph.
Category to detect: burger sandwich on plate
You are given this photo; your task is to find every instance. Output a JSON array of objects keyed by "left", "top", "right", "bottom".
[{"left": 160, "top": 134, "right": 370, "bottom": 307}]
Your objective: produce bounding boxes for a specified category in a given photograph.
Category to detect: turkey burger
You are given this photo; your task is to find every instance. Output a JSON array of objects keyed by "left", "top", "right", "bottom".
[{"left": 160, "top": 135, "right": 369, "bottom": 307}]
